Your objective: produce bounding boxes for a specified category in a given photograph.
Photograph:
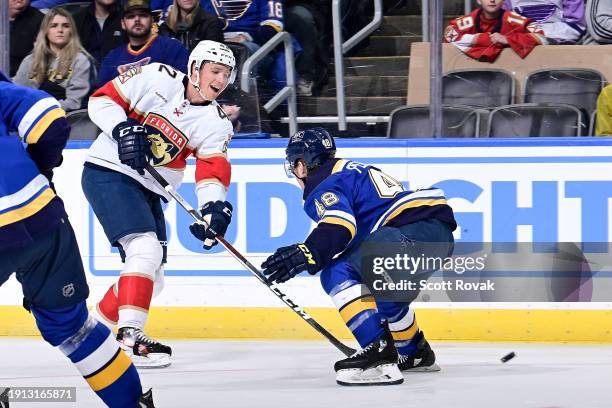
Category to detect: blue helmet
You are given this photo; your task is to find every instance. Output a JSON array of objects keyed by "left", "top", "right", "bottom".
[{"left": 285, "top": 127, "right": 336, "bottom": 177}]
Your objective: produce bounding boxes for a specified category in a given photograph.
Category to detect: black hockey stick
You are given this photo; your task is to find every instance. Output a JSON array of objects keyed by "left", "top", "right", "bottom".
[{"left": 145, "top": 164, "right": 356, "bottom": 357}]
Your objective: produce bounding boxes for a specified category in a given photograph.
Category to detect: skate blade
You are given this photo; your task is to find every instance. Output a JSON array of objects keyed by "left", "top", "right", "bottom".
[
  {"left": 401, "top": 362, "right": 441, "bottom": 373},
  {"left": 336, "top": 364, "right": 404, "bottom": 386},
  {"left": 130, "top": 353, "right": 172, "bottom": 369}
]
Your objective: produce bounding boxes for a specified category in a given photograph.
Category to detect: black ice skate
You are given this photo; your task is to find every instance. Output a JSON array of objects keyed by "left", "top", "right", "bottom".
[
  {"left": 0, "top": 387, "right": 9, "bottom": 408},
  {"left": 398, "top": 331, "right": 440, "bottom": 372},
  {"left": 138, "top": 388, "right": 155, "bottom": 407},
  {"left": 117, "top": 327, "right": 172, "bottom": 369},
  {"left": 334, "top": 321, "right": 403, "bottom": 386}
]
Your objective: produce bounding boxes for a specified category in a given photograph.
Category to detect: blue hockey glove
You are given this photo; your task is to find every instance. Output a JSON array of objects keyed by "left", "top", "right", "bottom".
[
  {"left": 189, "top": 201, "right": 233, "bottom": 250},
  {"left": 111, "top": 119, "right": 150, "bottom": 175},
  {"left": 261, "top": 244, "right": 320, "bottom": 284}
]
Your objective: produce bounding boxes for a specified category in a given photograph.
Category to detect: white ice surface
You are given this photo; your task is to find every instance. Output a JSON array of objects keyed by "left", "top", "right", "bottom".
[{"left": 1, "top": 339, "right": 611, "bottom": 408}]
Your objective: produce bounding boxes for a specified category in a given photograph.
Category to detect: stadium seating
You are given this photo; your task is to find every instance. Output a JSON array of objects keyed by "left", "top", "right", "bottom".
[
  {"left": 387, "top": 104, "right": 483, "bottom": 138},
  {"left": 523, "top": 68, "right": 606, "bottom": 116},
  {"left": 486, "top": 103, "right": 586, "bottom": 138},
  {"left": 442, "top": 69, "right": 515, "bottom": 108}
]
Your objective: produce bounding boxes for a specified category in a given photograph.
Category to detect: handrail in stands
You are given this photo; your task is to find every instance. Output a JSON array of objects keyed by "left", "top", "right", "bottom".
[
  {"left": 422, "top": 0, "right": 472, "bottom": 42},
  {"left": 332, "top": 0, "right": 383, "bottom": 131},
  {"left": 240, "top": 31, "right": 298, "bottom": 136}
]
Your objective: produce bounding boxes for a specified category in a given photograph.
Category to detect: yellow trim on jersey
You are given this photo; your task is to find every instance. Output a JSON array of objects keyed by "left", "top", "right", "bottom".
[
  {"left": 383, "top": 198, "right": 448, "bottom": 226},
  {"left": 319, "top": 216, "right": 356, "bottom": 239},
  {"left": 262, "top": 21, "right": 283, "bottom": 32},
  {"left": 110, "top": 81, "right": 132, "bottom": 108},
  {"left": 85, "top": 351, "right": 132, "bottom": 391},
  {"left": 331, "top": 159, "right": 347, "bottom": 174},
  {"left": 391, "top": 321, "right": 418, "bottom": 341},
  {"left": 0, "top": 188, "right": 56, "bottom": 227},
  {"left": 339, "top": 296, "right": 376, "bottom": 323},
  {"left": 25, "top": 107, "right": 66, "bottom": 144}
]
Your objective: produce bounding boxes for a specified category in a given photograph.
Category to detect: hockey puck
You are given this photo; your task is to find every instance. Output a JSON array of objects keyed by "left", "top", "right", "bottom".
[{"left": 500, "top": 352, "right": 516, "bottom": 363}]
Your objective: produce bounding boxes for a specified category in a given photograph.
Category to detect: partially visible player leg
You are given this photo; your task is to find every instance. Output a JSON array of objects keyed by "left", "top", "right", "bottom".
[
  {"left": 377, "top": 302, "right": 439, "bottom": 372},
  {"left": 11, "top": 219, "right": 153, "bottom": 407},
  {"left": 321, "top": 261, "right": 402, "bottom": 386},
  {"left": 116, "top": 232, "right": 171, "bottom": 368},
  {"left": 82, "top": 166, "right": 172, "bottom": 369},
  {"left": 93, "top": 283, "right": 119, "bottom": 329}
]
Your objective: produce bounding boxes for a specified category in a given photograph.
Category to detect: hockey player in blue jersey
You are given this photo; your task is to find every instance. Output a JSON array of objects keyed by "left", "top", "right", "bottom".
[
  {"left": 0, "top": 71, "right": 154, "bottom": 407},
  {"left": 262, "top": 128, "right": 456, "bottom": 386}
]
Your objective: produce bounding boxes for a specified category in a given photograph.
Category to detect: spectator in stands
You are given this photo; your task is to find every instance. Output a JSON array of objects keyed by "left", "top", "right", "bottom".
[
  {"left": 9, "top": 0, "right": 44, "bottom": 77},
  {"left": 158, "top": 0, "right": 223, "bottom": 51},
  {"left": 202, "top": 0, "right": 283, "bottom": 50},
  {"left": 14, "top": 7, "right": 96, "bottom": 112},
  {"left": 583, "top": 0, "right": 612, "bottom": 44},
  {"left": 73, "top": 0, "right": 128, "bottom": 67},
  {"left": 595, "top": 85, "right": 612, "bottom": 136},
  {"left": 503, "top": 0, "right": 586, "bottom": 44},
  {"left": 285, "top": 0, "right": 330, "bottom": 96},
  {"left": 444, "top": 0, "right": 547, "bottom": 62},
  {"left": 98, "top": 0, "right": 189, "bottom": 85}
]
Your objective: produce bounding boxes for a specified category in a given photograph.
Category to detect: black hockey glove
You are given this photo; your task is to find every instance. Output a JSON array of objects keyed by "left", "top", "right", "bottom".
[
  {"left": 189, "top": 200, "right": 233, "bottom": 250},
  {"left": 261, "top": 244, "right": 320, "bottom": 284},
  {"left": 111, "top": 119, "right": 150, "bottom": 175}
]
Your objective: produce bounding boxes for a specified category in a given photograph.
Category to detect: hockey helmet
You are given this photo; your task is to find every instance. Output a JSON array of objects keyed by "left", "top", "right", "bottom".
[
  {"left": 188, "top": 40, "right": 237, "bottom": 84},
  {"left": 285, "top": 127, "right": 336, "bottom": 177}
]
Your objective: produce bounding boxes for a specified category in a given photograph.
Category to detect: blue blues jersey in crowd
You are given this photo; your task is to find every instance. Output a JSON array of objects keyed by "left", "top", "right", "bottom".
[
  {"left": 98, "top": 35, "right": 189, "bottom": 85},
  {"left": 0, "top": 75, "right": 70, "bottom": 249},
  {"left": 202, "top": 0, "right": 284, "bottom": 45},
  {"left": 302, "top": 158, "right": 456, "bottom": 267}
]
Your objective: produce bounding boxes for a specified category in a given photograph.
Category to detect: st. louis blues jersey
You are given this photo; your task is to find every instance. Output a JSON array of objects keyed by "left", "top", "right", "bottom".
[
  {"left": 302, "top": 159, "right": 456, "bottom": 267},
  {"left": 202, "top": 0, "right": 284, "bottom": 45},
  {"left": 0, "top": 76, "right": 70, "bottom": 249}
]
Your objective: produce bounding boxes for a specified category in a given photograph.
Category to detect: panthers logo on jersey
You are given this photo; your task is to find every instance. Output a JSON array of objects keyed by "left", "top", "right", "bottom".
[{"left": 143, "top": 113, "right": 188, "bottom": 166}]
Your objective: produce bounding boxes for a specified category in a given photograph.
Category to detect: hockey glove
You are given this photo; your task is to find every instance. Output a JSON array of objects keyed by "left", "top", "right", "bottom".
[
  {"left": 189, "top": 201, "right": 233, "bottom": 250},
  {"left": 111, "top": 119, "right": 151, "bottom": 175},
  {"left": 261, "top": 244, "right": 320, "bottom": 284}
]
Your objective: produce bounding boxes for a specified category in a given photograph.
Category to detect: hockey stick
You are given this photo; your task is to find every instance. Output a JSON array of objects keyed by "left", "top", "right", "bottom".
[{"left": 145, "top": 164, "right": 356, "bottom": 357}]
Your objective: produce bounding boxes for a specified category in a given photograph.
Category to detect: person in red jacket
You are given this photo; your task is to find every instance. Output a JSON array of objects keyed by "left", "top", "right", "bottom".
[{"left": 443, "top": 0, "right": 547, "bottom": 62}]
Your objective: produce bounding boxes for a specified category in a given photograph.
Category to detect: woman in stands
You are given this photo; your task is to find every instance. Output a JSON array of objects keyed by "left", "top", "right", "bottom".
[
  {"left": 158, "top": 0, "right": 223, "bottom": 52},
  {"left": 13, "top": 7, "right": 95, "bottom": 112}
]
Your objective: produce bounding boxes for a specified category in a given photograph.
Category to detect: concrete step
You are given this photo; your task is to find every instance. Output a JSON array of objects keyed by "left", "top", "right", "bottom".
[
  {"left": 336, "top": 56, "right": 410, "bottom": 77},
  {"left": 375, "top": 15, "right": 460, "bottom": 36},
  {"left": 321, "top": 76, "right": 408, "bottom": 97},
  {"left": 297, "top": 96, "right": 405, "bottom": 116},
  {"left": 354, "top": 35, "right": 420, "bottom": 57}
]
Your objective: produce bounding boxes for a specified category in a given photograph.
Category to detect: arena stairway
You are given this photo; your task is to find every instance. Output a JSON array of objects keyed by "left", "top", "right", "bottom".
[{"left": 294, "top": 0, "right": 466, "bottom": 137}]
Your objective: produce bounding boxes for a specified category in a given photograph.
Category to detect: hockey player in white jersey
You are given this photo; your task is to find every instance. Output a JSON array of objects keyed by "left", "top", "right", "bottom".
[{"left": 82, "top": 40, "right": 236, "bottom": 368}]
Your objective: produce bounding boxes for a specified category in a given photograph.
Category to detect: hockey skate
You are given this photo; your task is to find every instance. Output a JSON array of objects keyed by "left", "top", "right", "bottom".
[
  {"left": 398, "top": 331, "right": 440, "bottom": 372},
  {"left": 334, "top": 321, "right": 403, "bottom": 386},
  {"left": 138, "top": 388, "right": 155, "bottom": 407},
  {"left": 117, "top": 327, "right": 172, "bottom": 369}
]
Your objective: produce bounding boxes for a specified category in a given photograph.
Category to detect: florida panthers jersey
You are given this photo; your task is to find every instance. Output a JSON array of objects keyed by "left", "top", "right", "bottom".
[
  {"left": 0, "top": 77, "right": 69, "bottom": 249},
  {"left": 444, "top": 8, "right": 546, "bottom": 62},
  {"left": 302, "top": 159, "right": 456, "bottom": 265},
  {"left": 86, "top": 62, "right": 233, "bottom": 206},
  {"left": 503, "top": 0, "right": 586, "bottom": 43}
]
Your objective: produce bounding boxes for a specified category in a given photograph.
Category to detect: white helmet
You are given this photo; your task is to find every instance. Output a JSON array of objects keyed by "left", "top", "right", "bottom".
[{"left": 188, "top": 40, "right": 237, "bottom": 85}]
